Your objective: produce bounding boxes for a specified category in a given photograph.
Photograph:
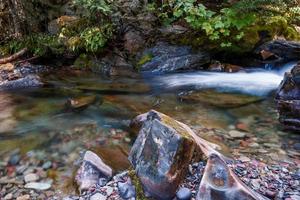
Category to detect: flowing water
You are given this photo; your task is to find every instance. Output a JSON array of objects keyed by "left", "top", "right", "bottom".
[{"left": 0, "top": 62, "right": 299, "bottom": 158}]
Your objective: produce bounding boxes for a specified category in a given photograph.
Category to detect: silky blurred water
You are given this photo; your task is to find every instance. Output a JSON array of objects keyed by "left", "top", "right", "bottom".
[{"left": 0, "top": 62, "right": 297, "bottom": 153}]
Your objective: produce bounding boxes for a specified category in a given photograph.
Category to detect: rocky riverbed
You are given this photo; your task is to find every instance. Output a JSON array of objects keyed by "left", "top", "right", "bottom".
[{"left": 0, "top": 109, "right": 299, "bottom": 200}]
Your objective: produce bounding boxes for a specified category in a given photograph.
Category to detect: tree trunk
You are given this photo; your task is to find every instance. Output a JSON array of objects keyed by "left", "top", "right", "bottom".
[{"left": 7, "top": 0, "right": 25, "bottom": 38}]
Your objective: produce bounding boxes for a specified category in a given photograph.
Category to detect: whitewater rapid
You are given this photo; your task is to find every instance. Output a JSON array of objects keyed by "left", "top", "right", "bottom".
[{"left": 152, "top": 62, "right": 296, "bottom": 96}]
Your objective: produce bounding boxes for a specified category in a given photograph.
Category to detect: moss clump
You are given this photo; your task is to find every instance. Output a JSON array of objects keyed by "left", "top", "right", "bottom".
[
  {"left": 128, "top": 170, "right": 148, "bottom": 200},
  {"left": 73, "top": 54, "right": 94, "bottom": 69},
  {"left": 0, "top": 33, "right": 65, "bottom": 57},
  {"left": 136, "top": 54, "right": 153, "bottom": 69}
]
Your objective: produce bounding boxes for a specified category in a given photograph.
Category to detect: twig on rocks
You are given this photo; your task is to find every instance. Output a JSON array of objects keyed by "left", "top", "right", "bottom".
[{"left": 0, "top": 48, "right": 28, "bottom": 64}]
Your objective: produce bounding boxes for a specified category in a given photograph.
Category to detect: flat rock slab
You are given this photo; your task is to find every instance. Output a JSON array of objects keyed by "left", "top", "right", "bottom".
[{"left": 179, "top": 90, "right": 262, "bottom": 108}]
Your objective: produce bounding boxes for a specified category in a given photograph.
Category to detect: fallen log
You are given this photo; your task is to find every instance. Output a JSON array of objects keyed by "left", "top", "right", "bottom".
[{"left": 0, "top": 48, "right": 27, "bottom": 64}]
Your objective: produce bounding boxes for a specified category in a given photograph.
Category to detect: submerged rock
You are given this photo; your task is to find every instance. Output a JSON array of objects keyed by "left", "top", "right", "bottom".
[
  {"left": 176, "top": 187, "right": 192, "bottom": 200},
  {"left": 179, "top": 90, "right": 262, "bottom": 108},
  {"left": 276, "top": 62, "right": 300, "bottom": 131},
  {"left": 129, "top": 110, "right": 196, "bottom": 199},
  {"left": 138, "top": 42, "right": 210, "bottom": 73},
  {"left": 65, "top": 95, "right": 99, "bottom": 112},
  {"left": 75, "top": 151, "right": 113, "bottom": 192},
  {"left": 196, "top": 154, "right": 268, "bottom": 200}
]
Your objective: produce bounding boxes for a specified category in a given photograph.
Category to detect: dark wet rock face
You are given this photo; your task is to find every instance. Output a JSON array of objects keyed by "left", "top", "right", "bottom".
[
  {"left": 276, "top": 62, "right": 300, "bottom": 131},
  {"left": 256, "top": 40, "right": 300, "bottom": 62},
  {"left": 139, "top": 42, "right": 210, "bottom": 73},
  {"left": 129, "top": 110, "right": 196, "bottom": 199},
  {"left": 196, "top": 154, "right": 268, "bottom": 200}
]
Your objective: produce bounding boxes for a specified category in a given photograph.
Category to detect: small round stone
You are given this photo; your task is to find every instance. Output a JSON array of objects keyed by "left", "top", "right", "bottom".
[
  {"left": 117, "top": 181, "right": 136, "bottom": 199},
  {"left": 8, "top": 154, "right": 20, "bottom": 166},
  {"left": 42, "top": 161, "right": 52, "bottom": 170},
  {"left": 24, "top": 173, "right": 39, "bottom": 183},
  {"left": 4, "top": 193, "right": 13, "bottom": 200},
  {"left": 176, "top": 187, "right": 192, "bottom": 200},
  {"left": 90, "top": 193, "right": 106, "bottom": 200},
  {"left": 16, "top": 194, "right": 30, "bottom": 200}
]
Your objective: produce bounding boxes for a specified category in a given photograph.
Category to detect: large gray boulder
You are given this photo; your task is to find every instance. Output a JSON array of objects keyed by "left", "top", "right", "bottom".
[
  {"left": 129, "top": 110, "right": 196, "bottom": 199},
  {"left": 138, "top": 42, "right": 210, "bottom": 73},
  {"left": 276, "top": 62, "right": 300, "bottom": 131},
  {"left": 129, "top": 110, "right": 270, "bottom": 200}
]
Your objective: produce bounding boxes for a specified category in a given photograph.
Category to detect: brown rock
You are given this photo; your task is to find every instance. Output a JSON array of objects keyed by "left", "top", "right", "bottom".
[
  {"left": 124, "top": 30, "right": 145, "bottom": 55},
  {"left": 48, "top": 15, "right": 79, "bottom": 35},
  {"left": 224, "top": 64, "right": 242, "bottom": 73},
  {"left": 260, "top": 50, "right": 276, "bottom": 60},
  {"left": 0, "top": 63, "right": 14, "bottom": 71},
  {"left": 235, "top": 122, "right": 250, "bottom": 132},
  {"left": 75, "top": 151, "right": 112, "bottom": 191},
  {"left": 16, "top": 195, "right": 30, "bottom": 200}
]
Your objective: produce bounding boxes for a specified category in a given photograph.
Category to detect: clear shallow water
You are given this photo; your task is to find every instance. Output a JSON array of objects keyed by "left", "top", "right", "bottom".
[{"left": 0, "top": 62, "right": 297, "bottom": 154}]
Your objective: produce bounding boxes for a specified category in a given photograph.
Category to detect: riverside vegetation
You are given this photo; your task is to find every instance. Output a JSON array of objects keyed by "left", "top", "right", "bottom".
[{"left": 0, "top": 0, "right": 300, "bottom": 57}]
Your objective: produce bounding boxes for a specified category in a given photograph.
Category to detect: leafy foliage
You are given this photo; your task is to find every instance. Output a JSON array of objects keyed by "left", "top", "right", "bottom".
[
  {"left": 0, "top": 0, "right": 114, "bottom": 56},
  {"left": 74, "top": 0, "right": 111, "bottom": 14},
  {"left": 80, "top": 25, "right": 113, "bottom": 52},
  {"left": 60, "top": 0, "right": 114, "bottom": 53},
  {"left": 0, "top": 34, "right": 64, "bottom": 56},
  {"left": 231, "top": 0, "right": 300, "bottom": 24},
  {"left": 157, "top": 0, "right": 256, "bottom": 47},
  {"left": 151, "top": 0, "right": 300, "bottom": 49}
]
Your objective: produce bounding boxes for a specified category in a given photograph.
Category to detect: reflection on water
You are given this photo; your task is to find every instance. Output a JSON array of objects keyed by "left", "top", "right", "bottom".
[
  {"left": 0, "top": 93, "right": 16, "bottom": 133},
  {"left": 0, "top": 63, "right": 298, "bottom": 154}
]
